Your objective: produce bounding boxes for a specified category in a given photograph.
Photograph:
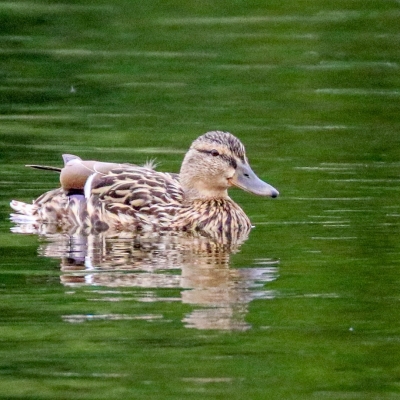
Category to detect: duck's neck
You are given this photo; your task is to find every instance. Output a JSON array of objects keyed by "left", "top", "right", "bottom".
[{"left": 182, "top": 185, "right": 230, "bottom": 203}]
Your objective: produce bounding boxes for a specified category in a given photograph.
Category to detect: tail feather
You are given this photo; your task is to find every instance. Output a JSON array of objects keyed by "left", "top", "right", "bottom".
[
  {"left": 10, "top": 200, "right": 38, "bottom": 216},
  {"left": 10, "top": 199, "right": 39, "bottom": 224},
  {"left": 10, "top": 213, "right": 39, "bottom": 224}
]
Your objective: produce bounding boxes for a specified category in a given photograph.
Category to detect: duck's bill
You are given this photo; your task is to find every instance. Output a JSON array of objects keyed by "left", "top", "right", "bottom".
[{"left": 230, "top": 162, "right": 279, "bottom": 198}]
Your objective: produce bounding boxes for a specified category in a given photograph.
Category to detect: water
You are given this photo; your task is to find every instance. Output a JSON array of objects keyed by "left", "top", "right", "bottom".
[{"left": 1, "top": 1, "right": 400, "bottom": 399}]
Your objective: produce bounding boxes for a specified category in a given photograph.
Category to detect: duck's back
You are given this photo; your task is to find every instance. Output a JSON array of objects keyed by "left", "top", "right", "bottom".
[{"left": 87, "top": 166, "right": 183, "bottom": 231}]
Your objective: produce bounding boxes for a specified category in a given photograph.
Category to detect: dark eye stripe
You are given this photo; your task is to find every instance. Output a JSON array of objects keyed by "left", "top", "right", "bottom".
[
  {"left": 196, "top": 149, "right": 237, "bottom": 169},
  {"left": 223, "top": 155, "right": 237, "bottom": 169},
  {"left": 195, "top": 148, "right": 214, "bottom": 156}
]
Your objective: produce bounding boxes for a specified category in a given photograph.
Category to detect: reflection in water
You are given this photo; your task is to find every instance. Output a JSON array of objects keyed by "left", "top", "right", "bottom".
[{"left": 12, "top": 224, "right": 278, "bottom": 330}]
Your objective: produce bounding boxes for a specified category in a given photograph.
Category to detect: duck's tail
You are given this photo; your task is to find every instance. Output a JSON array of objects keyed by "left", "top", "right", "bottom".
[{"left": 10, "top": 200, "right": 39, "bottom": 223}]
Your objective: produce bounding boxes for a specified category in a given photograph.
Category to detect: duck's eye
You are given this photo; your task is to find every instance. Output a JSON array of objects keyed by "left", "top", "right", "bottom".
[{"left": 210, "top": 149, "right": 219, "bottom": 157}]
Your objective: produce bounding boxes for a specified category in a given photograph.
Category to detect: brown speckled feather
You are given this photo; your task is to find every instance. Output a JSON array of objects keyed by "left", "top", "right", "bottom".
[
  {"left": 87, "top": 166, "right": 183, "bottom": 231},
  {"left": 85, "top": 165, "right": 251, "bottom": 241}
]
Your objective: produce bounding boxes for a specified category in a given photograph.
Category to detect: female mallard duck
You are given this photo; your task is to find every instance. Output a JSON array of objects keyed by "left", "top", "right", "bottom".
[{"left": 11, "top": 131, "right": 278, "bottom": 242}]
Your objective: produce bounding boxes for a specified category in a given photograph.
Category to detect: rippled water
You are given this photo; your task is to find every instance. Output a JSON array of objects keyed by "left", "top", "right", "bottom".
[
  {"left": 1, "top": 1, "right": 400, "bottom": 399},
  {"left": 23, "top": 230, "right": 279, "bottom": 331}
]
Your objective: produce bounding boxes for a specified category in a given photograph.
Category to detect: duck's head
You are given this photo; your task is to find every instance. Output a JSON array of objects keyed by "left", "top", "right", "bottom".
[{"left": 180, "top": 131, "right": 279, "bottom": 201}]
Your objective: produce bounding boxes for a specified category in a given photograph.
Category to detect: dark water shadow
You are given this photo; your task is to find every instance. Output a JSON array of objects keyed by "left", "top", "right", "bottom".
[{"left": 11, "top": 223, "right": 278, "bottom": 331}]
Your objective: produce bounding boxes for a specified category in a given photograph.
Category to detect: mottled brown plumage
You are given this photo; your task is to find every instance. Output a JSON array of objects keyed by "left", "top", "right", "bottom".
[{"left": 11, "top": 131, "right": 278, "bottom": 244}]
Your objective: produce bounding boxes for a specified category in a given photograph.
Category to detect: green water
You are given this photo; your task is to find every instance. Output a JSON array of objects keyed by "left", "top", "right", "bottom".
[{"left": 1, "top": 1, "right": 400, "bottom": 399}]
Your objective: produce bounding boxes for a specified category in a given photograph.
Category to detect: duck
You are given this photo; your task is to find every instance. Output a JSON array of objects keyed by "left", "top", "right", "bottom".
[{"left": 10, "top": 131, "right": 279, "bottom": 242}]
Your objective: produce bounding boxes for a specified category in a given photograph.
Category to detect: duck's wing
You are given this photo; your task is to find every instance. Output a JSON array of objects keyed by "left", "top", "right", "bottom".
[{"left": 86, "top": 166, "right": 183, "bottom": 230}]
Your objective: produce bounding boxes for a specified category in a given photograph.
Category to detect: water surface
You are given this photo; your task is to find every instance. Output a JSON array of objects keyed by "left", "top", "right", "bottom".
[{"left": 1, "top": 1, "right": 400, "bottom": 399}]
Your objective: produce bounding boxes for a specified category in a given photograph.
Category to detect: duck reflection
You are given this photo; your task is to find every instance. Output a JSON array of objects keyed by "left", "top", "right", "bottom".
[{"left": 13, "top": 224, "right": 278, "bottom": 330}]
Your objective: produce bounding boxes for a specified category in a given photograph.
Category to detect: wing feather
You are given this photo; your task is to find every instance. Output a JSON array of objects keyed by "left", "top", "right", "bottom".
[{"left": 86, "top": 166, "right": 183, "bottom": 229}]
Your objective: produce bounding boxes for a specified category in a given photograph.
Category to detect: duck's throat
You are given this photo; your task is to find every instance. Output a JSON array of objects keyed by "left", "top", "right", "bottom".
[{"left": 182, "top": 186, "right": 229, "bottom": 202}]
